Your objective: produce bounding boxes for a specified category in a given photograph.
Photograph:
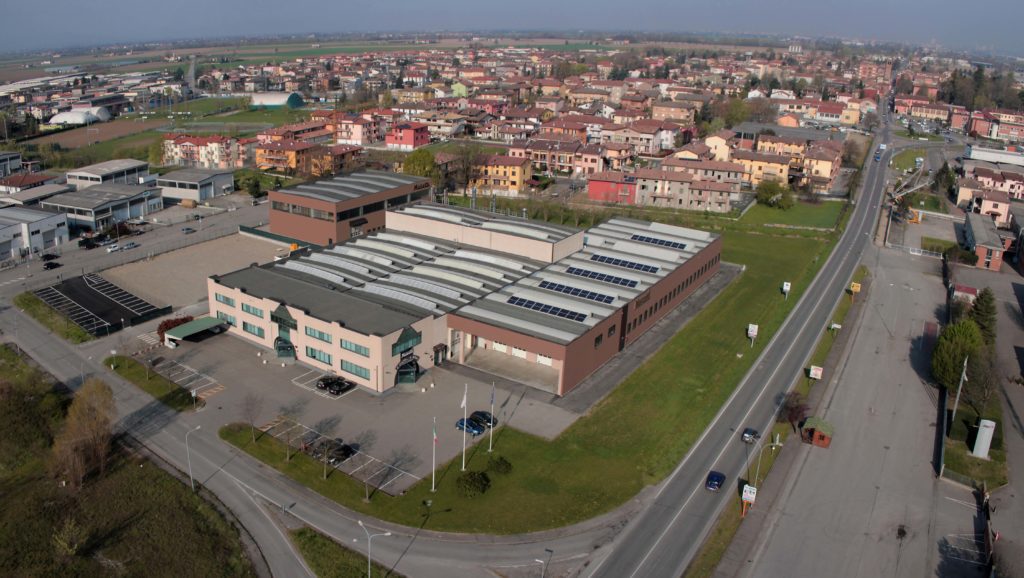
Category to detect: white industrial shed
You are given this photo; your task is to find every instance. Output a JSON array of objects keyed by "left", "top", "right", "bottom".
[{"left": 48, "top": 107, "right": 112, "bottom": 125}]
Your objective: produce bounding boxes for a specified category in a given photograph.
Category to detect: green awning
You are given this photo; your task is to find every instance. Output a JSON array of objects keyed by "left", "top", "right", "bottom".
[
  {"left": 803, "top": 416, "right": 834, "bottom": 437},
  {"left": 165, "top": 317, "right": 225, "bottom": 340}
]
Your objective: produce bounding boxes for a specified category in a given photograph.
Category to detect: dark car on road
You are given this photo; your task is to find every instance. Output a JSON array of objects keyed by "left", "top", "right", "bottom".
[
  {"left": 181, "top": 227, "right": 196, "bottom": 234},
  {"left": 40, "top": 253, "right": 59, "bottom": 261},
  {"left": 470, "top": 411, "right": 497, "bottom": 428},
  {"left": 705, "top": 471, "right": 726, "bottom": 492},
  {"left": 316, "top": 376, "right": 356, "bottom": 395},
  {"left": 741, "top": 428, "right": 760, "bottom": 444},
  {"left": 456, "top": 417, "right": 486, "bottom": 437},
  {"left": 43, "top": 261, "right": 62, "bottom": 270}
]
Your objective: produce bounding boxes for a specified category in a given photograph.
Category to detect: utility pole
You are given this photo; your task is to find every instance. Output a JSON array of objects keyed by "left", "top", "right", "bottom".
[{"left": 949, "top": 356, "right": 968, "bottom": 435}]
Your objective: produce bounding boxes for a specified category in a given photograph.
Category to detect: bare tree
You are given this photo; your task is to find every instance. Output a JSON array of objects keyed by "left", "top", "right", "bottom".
[
  {"left": 452, "top": 142, "right": 483, "bottom": 196},
  {"left": 240, "top": 393, "right": 265, "bottom": 443},
  {"left": 311, "top": 416, "right": 341, "bottom": 480},
  {"left": 279, "top": 399, "right": 308, "bottom": 462},
  {"left": 779, "top": 392, "right": 809, "bottom": 432}
]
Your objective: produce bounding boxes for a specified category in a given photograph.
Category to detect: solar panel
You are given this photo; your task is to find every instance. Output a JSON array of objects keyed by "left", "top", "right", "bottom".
[
  {"left": 630, "top": 234, "right": 687, "bottom": 251},
  {"left": 590, "top": 254, "right": 660, "bottom": 274},
  {"left": 565, "top": 266, "right": 638, "bottom": 288},
  {"left": 538, "top": 280, "right": 615, "bottom": 304},
  {"left": 279, "top": 261, "right": 348, "bottom": 286},
  {"left": 506, "top": 296, "right": 587, "bottom": 323}
]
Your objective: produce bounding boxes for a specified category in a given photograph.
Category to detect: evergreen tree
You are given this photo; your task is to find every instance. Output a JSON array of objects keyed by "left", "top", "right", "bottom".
[{"left": 969, "top": 288, "right": 997, "bottom": 345}]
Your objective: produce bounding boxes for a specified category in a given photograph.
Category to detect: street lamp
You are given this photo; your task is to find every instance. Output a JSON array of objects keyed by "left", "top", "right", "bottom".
[
  {"left": 356, "top": 520, "right": 391, "bottom": 578},
  {"left": 185, "top": 425, "right": 201, "bottom": 492},
  {"left": 535, "top": 558, "right": 547, "bottom": 578},
  {"left": 753, "top": 439, "right": 783, "bottom": 488}
]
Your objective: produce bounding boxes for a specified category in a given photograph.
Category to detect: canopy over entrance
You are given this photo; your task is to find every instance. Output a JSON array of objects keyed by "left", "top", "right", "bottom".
[{"left": 164, "top": 317, "right": 225, "bottom": 344}]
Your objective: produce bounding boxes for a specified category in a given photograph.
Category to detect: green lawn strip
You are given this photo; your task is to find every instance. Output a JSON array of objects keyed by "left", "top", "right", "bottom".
[
  {"left": 895, "top": 130, "right": 943, "bottom": 142},
  {"left": 104, "top": 355, "right": 202, "bottom": 412},
  {"left": 892, "top": 148, "right": 926, "bottom": 172},
  {"left": 13, "top": 292, "right": 93, "bottom": 344},
  {"left": 423, "top": 141, "right": 510, "bottom": 155},
  {"left": 944, "top": 396, "right": 1008, "bottom": 487},
  {"left": 68, "top": 130, "right": 165, "bottom": 164},
  {"left": 742, "top": 202, "right": 845, "bottom": 229},
  {"left": 921, "top": 236, "right": 957, "bottom": 253},
  {"left": 290, "top": 527, "right": 403, "bottom": 578},
  {"left": 685, "top": 265, "right": 868, "bottom": 578},
  {"left": 906, "top": 191, "right": 948, "bottom": 214},
  {"left": 218, "top": 107, "right": 310, "bottom": 125},
  {"left": 222, "top": 230, "right": 837, "bottom": 534},
  {"left": 234, "top": 168, "right": 306, "bottom": 191}
]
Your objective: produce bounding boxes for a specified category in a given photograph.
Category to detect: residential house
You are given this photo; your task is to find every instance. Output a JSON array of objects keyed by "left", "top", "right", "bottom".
[
  {"left": 731, "top": 150, "right": 790, "bottom": 187},
  {"left": 587, "top": 171, "right": 637, "bottom": 204},
  {"left": 385, "top": 122, "right": 430, "bottom": 151},
  {"left": 470, "top": 155, "right": 532, "bottom": 197}
]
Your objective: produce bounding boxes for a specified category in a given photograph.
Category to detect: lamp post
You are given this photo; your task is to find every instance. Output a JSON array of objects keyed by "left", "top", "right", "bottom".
[
  {"left": 753, "top": 439, "right": 783, "bottom": 487},
  {"left": 356, "top": 520, "right": 391, "bottom": 578},
  {"left": 535, "top": 558, "right": 547, "bottom": 578},
  {"left": 185, "top": 425, "right": 201, "bottom": 492}
]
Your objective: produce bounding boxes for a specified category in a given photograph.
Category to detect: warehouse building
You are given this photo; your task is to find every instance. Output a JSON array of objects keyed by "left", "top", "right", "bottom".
[
  {"left": 66, "top": 159, "right": 150, "bottom": 190},
  {"left": 39, "top": 183, "right": 163, "bottom": 232},
  {"left": 209, "top": 204, "right": 721, "bottom": 396},
  {"left": 156, "top": 168, "right": 234, "bottom": 205},
  {"left": 0, "top": 206, "right": 69, "bottom": 257},
  {"left": 269, "top": 170, "right": 431, "bottom": 245}
]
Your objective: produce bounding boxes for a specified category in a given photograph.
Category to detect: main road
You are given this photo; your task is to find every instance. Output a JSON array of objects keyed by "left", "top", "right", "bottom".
[{"left": 587, "top": 118, "right": 895, "bottom": 577}]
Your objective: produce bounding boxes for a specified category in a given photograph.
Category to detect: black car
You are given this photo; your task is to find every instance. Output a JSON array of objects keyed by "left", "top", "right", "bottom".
[
  {"left": 327, "top": 379, "right": 356, "bottom": 396},
  {"left": 328, "top": 441, "right": 356, "bottom": 464},
  {"left": 78, "top": 239, "right": 97, "bottom": 249},
  {"left": 43, "top": 262, "right": 62, "bottom": 270},
  {"left": 40, "top": 253, "right": 59, "bottom": 261},
  {"left": 705, "top": 471, "right": 726, "bottom": 492},
  {"left": 470, "top": 411, "right": 498, "bottom": 428},
  {"left": 181, "top": 227, "right": 196, "bottom": 234}
]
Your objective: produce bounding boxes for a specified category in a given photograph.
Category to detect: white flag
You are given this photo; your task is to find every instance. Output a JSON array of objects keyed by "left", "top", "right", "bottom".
[{"left": 460, "top": 383, "right": 467, "bottom": 409}]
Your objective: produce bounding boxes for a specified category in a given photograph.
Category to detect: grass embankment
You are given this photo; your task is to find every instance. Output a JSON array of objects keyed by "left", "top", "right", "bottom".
[
  {"left": 921, "top": 236, "right": 957, "bottom": 253},
  {"left": 685, "top": 265, "right": 870, "bottom": 578},
  {"left": 906, "top": 191, "right": 949, "bottom": 214},
  {"left": 291, "top": 527, "right": 403, "bottom": 578},
  {"left": 219, "top": 107, "right": 310, "bottom": 125},
  {"left": 104, "top": 355, "right": 202, "bottom": 412},
  {"left": 0, "top": 345, "right": 253, "bottom": 577},
  {"left": 944, "top": 397, "right": 1008, "bottom": 487},
  {"left": 743, "top": 201, "right": 845, "bottom": 229},
  {"left": 14, "top": 292, "right": 93, "bottom": 344},
  {"left": 895, "top": 130, "right": 943, "bottom": 142},
  {"left": 234, "top": 168, "right": 307, "bottom": 192},
  {"left": 223, "top": 226, "right": 839, "bottom": 534},
  {"left": 892, "top": 148, "right": 926, "bottom": 172},
  {"left": 424, "top": 141, "right": 510, "bottom": 155}
]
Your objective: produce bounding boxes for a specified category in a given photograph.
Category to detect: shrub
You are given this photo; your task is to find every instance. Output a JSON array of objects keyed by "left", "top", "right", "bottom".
[
  {"left": 487, "top": 455, "right": 513, "bottom": 475},
  {"left": 456, "top": 471, "right": 491, "bottom": 498},
  {"left": 156, "top": 316, "right": 194, "bottom": 342}
]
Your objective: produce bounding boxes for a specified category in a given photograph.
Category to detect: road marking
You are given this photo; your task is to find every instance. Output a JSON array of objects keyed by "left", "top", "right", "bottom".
[{"left": 137, "top": 332, "right": 159, "bottom": 345}]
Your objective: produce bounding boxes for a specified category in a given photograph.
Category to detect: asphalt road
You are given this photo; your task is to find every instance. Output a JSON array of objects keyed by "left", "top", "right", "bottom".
[{"left": 587, "top": 120, "right": 896, "bottom": 578}]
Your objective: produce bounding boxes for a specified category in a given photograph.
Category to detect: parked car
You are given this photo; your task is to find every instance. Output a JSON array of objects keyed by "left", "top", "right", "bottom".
[
  {"left": 181, "top": 227, "right": 196, "bottom": 234},
  {"left": 328, "top": 441, "right": 356, "bottom": 464},
  {"left": 40, "top": 253, "right": 59, "bottom": 261},
  {"left": 105, "top": 244, "right": 120, "bottom": 253},
  {"left": 43, "top": 262, "right": 62, "bottom": 270},
  {"left": 96, "top": 237, "right": 115, "bottom": 246},
  {"left": 705, "top": 471, "right": 726, "bottom": 492},
  {"left": 327, "top": 379, "right": 355, "bottom": 396},
  {"left": 78, "top": 240, "right": 97, "bottom": 250},
  {"left": 470, "top": 411, "right": 497, "bottom": 428},
  {"left": 456, "top": 417, "right": 486, "bottom": 437},
  {"left": 121, "top": 241, "right": 139, "bottom": 250},
  {"left": 741, "top": 428, "right": 760, "bottom": 444}
]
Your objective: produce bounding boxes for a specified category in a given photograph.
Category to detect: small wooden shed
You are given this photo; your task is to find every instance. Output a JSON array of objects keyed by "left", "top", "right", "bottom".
[{"left": 801, "top": 416, "right": 833, "bottom": 448}]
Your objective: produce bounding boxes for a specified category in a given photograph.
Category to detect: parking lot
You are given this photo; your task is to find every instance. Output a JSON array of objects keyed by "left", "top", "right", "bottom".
[
  {"left": 101, "top": 233, "right": 284, "bottom": 307},
  {"left": 150, "top": 357, "right": 225, "bottom": 401},
  {"left": 33, "top": 273, "right": 166, "bottom": 336}
]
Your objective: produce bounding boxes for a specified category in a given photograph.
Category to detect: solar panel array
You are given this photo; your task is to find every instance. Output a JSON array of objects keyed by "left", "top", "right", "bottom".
[
  {"left": 590, "top": 254, "right": 660, "bottom": 274},
  {"left": 630, "top": 234, "right": 687, "bottom": 251},
  {"left": 538, "top": 280, "right": 615, "bottom": 304},
  {"left": 565, "top": 266, "right": 638, "bottom": 288},
  {"left": 506, "top": 296, "right": 588, "bottom": 323}
]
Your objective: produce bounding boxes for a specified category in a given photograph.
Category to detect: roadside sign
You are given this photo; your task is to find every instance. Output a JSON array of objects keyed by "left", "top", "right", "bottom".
[
  {"left": 742, "top": 484, "right": 757, "bottom": 504},
  {"left": 782, "top": 281, "right": 791, "bottom": 293},
  {"left": 829, "top": 323, "right": 842, "bottom": 331},
  {"left": 809, "top": 366, "right": 824, "bottom": 380},
  {"left": 747, "top": 324, "right": 759, "bottom": 339},
  {"left": 850, "top": 282, "right": 861, "bottom": 293}
]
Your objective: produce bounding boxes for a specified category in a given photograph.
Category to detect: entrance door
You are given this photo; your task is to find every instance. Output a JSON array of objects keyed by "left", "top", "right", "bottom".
[{"left": 275, "top": 325, "right": 295, "bottom": 358}]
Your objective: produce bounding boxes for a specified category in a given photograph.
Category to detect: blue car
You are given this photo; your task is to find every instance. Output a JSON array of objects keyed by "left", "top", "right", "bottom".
[
  {"left": 456, "top": 417, "right": 485, "bottom": 437},
  {"left": 705, "top": 471, "right": 726, "bottom": 492}
]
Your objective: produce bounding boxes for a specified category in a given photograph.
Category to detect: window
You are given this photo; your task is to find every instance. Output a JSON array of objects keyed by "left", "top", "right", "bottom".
[
  {"left": 242, "top": 321, "right": 265, "bottom": 338},
  {"left": 305, "top": 326, "right": 332, "bottom": 344},
  {"left": 341, "top": 360, "right": 370, "bottom": 379},
  {"left": 594, "top": 334, "right": 603, "bottom": 348},
  {"left": 215, "top": 293, "right": 235, "bottom": 307},
  {"left": 216, "top": 311, "right": 236, "bottom": 326},
  {"left": 342, "top": 339, "right": 370, "bottom": 357},
  {"left": 391, "top": 328, "right": 422, "bottom": 356},
  {"left": 242, "top": 303, "right": 263, "bottom": 318},
  {"left": 608, "top": 325, "right": 617, "bottom": 337},
  {"left": 305, "top": 346, "right": 332, "bottom": 366},
  {"left": 271, "top": 200, "right": 288, "bottom": 212}
]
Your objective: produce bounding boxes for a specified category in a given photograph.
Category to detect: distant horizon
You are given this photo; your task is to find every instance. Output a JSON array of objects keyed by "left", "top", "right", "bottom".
[{"left": 4, "top": 0, "right": 1022, "bottom": 59}]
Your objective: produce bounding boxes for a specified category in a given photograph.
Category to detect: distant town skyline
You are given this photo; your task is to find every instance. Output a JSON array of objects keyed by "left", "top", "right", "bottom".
[{"left": 4, "top": 0, "right": 1022, "bottom": 57}]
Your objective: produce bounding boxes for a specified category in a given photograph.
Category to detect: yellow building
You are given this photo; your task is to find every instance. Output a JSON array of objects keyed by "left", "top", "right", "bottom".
[
  {"left": 731, "top": 150, "right": 790, "bottom": 187},
  {"left": 470, "top": 155, "right": 533, "bottom": 197},
  {"left": 255, "top": 140, "right": 320, "bottom": 175}
]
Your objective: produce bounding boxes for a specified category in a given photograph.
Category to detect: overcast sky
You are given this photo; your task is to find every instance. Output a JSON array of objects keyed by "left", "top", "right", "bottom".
[{"left": 4, "top": 0, "right": 1020, "bottom": 56}]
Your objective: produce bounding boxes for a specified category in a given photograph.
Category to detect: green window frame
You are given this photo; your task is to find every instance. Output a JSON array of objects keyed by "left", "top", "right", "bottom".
[
  {"left": 341, "top": 339, "right": 370, "bottom": 357},
  {"left": 305, "top": 326, "right": 333, "bottom": 344},
  {"left": 341, "top": 360, "right": 370, "bottom": 380},
  {"left": 305, "top": 346, "right": 332, "bottom": 366},
  {"left": 242, "top": 321, "right": 264, "bottom": 338},
  {"left": 215, "top": 293, "right": 235, "bottom": 307},
  {"left": 216, "top": 311, "right": 236, "bottom": 326},
  {"left": 391, "top": 328, "right": 422, "bottom": 356},
  {"left": 242, "top": 303, "right": 263, "bottom": 318}
]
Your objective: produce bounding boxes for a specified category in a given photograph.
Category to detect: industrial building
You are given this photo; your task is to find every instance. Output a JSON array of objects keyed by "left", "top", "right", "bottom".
[
  {"left": 156, "top": 168, "right": 234, "bottom": 204},
  {"left": 210, "top": 203, "right": 721, "bottom": 396},
  {"left": 65, "top": 159, "right": 150, "bottom": 190},
  {"left": 39, "top": 183, "right": 163, "bottom": 232},
  {"left": 0, "top": 206, "right": 69, "bottom": 257},
  {"left": 269, "top": 170, "right": 431, "bottom": 245}
]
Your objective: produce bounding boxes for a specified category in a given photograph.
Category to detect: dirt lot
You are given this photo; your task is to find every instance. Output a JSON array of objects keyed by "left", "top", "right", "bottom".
[
  {"left": 26, "top": 118, "right": 168, "bottom": 149},
  {"left": 102, "top": 233, "right": 283, "bottom": 308}
]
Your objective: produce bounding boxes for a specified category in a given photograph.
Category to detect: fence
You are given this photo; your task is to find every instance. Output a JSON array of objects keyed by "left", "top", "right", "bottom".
[{"left": 887, "top": 243, "right": 944, "bottom": 259}]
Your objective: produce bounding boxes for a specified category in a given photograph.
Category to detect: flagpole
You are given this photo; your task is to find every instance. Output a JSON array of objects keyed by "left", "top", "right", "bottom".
[
  {"left": 488, "top": 382, "right": 494, "bottom": 453},
  {"left": 461, "top": 383, "right": 468, "bottom": 471},
  {"left": 431, "top": 416, "right": 437, "bottom": 492}
]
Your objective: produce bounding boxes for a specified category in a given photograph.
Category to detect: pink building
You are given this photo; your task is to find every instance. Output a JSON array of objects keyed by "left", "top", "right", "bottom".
[
  {"left": 587, "top": 171, "right": 637, "bottom": 204},
  {"left": 385, "top": 122, "right": 430, "bottom": 151}
]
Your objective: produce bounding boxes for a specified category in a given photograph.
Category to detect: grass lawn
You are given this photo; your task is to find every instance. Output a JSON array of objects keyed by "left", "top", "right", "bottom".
[
  {"left": 895, "top": 130, "right": 943, "bottom": 142},
  {"left": 684, "top": 265, "right": 869, "bottom": 578},
  {"left": 233, "top": 168, "right": 307, "bottom": 192},
  {"left": 219, "top": 107, "right": 310, "bottom": 125},
  {"left": 291, "top": 527, "right": 403, "bottom": 578},
  {"left": 105, "top": 355, "right": 202, "bottom": 412},
  {"left": 424, "top": 141, "right": 510, "bottom": 155},
  {"left": 944, "top": 397, "right": 1008, "bottom": 487},
  {"left": 14, "top": 292, "right": 93, "bottom": 344},
  {"left": 892, "top": 148, "right": 926, "bottom": 172},
  {"left": 743, "top": 202, "right": 846, "bottom": 229},
  {"left": 0, "top": 347, "right": 254, "bottom": 577},
  {"left": 906, "top": 191, "right": 949, "bottom": 214},
  {"left": 68, "top": 130, "right": 164, "bottom": 165},
  {"left": 921, "top": 236, "right": 957, "bottom": 253},
  {"left": 223, "top": 229, "right": 837, "bottom": 534}
]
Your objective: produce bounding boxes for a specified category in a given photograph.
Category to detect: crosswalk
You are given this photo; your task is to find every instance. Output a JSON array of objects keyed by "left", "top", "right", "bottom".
[{"left": 137, "top": 332, "right": 159, "bottom": 345}]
